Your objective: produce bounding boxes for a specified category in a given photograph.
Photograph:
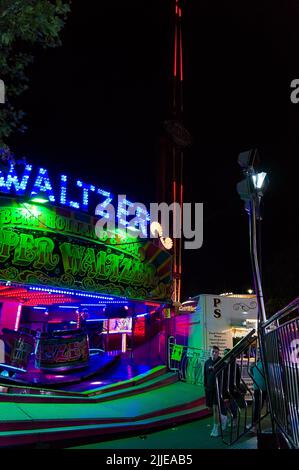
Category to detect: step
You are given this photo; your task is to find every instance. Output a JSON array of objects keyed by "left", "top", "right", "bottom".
[
  {"left": 0, "top": 365, "right": 167, "bottom": 397},
  {"left": 0, "top": 401, "right": 210, "bottom": 448},
  {"left": 0, "top": 394, "right": 206, "bottom": 432},
  {"left": 0, "top": 382, "right": 207, "bottom": 436},
  {"left": 0, "top": 369, "right": 178, "bottom": 404}
]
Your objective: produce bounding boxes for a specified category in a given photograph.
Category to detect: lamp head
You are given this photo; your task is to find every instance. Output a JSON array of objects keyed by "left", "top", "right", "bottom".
[{"left": 238, "top": 149, "right": 260, "bottom": 172}]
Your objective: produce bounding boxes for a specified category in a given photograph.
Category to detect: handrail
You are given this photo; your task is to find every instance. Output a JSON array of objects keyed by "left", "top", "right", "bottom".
[
  {"left": 213, "top": 329, "right": 256, "bottom": 373},
  {"left": 213, "top": 330, "right": 267, "bottom": 446},
  {"left": 262, "top": 297, "right": 299, "bottom": 328}
]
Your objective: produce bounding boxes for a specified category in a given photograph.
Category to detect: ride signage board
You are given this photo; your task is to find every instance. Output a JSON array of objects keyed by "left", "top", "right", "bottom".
[
  {"left": 0, "top": 198, "right": 172, "bottom": 302},
  {"left": 0, "top": 162, "right": 150, "bottom": 231}
]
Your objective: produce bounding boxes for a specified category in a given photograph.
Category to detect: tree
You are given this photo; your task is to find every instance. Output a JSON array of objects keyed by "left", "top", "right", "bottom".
[{"left": 0, "top": 0, "right": 71, "bottom": 149}]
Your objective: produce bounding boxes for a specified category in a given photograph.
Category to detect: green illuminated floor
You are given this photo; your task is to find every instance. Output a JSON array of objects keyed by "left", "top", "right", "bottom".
[{"left": 0, "top": 381, "right": 204, "bottom": 423}]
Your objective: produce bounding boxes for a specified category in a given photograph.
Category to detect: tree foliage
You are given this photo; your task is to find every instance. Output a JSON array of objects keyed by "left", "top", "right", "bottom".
[{"left": 0, "top": 0, "right": 71, "bottom": 147}]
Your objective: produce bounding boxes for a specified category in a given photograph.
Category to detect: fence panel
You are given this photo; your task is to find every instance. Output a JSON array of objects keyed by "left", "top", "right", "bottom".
[{"left": 261, "top": 301, "right": 299, "bottom": 448}]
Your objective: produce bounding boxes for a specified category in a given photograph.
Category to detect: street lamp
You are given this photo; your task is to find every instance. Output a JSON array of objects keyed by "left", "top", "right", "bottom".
[
  {"left": 236, "top": 148, "right": 268, "bottom": 324},
  {"left": 237, "top": 149, "right": 277, "bottom": 437}
]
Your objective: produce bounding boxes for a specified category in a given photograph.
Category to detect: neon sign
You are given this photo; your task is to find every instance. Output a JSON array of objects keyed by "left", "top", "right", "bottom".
[
  {"left": 0, "top": 226, "right": 172, "bottom": 301},
  {"left": 0, "top": 163, "right": 150, "bottom": 228},
  {"left": 0, "top": 198, "right": 172, "bottom": 302},
  {"left": 35, "top": 332, "right": 89, "bottom": 369}
]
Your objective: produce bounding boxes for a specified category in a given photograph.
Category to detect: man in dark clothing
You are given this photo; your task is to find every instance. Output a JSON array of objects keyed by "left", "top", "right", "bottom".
[
  {"left": 204, "top": 345, "right": 227, "bottom": 437},
  {"left": 222, "top": 348, "right": 243, "bottom": 425}
]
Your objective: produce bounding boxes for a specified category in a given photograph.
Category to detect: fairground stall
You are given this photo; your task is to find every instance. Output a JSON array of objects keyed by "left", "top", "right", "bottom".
[{"left": 0, "top": 160, "right": 173, "bottom": 389}]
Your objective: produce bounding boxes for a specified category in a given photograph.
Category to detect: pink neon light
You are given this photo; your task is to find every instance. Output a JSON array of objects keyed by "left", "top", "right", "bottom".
[{"left": 14, "top": 304, "right": 22, "bottom": 331}]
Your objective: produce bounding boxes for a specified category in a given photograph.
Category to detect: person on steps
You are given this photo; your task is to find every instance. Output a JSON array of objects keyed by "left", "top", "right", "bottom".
[{"left": 204, "top": 345, "right": 227, "bottom": 437}]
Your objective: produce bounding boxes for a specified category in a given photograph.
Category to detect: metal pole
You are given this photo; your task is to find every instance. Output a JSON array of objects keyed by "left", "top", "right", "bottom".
[
  {"left": 247, "top": 189, "right": 277, "bottom": 440},
  {"left": 248, "top": 195, "right": 266, "bottom": 324}
]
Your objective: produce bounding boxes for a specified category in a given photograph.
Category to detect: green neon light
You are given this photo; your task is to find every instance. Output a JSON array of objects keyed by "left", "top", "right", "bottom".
[
  {"left": 30, "top": 197, "right": 48, "bottom": 204},
  {"left": 0, "top": 201, "right": 172, "bottom": 302},
  {"left": 0, "top": 204, "right": 143, "bottom": 259}
]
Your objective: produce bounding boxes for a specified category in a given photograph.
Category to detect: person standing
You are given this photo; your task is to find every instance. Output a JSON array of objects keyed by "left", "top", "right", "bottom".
[{"left": 204, "top": 345, "right": 227, "bottom": 437}]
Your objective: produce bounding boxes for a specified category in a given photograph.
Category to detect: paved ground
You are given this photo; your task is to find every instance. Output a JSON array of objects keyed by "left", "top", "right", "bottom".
[{"left": 69, "top": 414, "right": 262, "bottom": 449}]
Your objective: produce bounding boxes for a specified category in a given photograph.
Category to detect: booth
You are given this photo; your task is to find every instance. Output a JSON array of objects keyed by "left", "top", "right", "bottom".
[{"left": 180, "top": 293, "right": 258, "bottom": 354}]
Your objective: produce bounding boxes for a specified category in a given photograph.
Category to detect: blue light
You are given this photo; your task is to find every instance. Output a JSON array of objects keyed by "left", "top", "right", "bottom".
[
  {"left": 0, "top": 162, "right": 152, "bottom": 235},
  {"left": 60, "top": 175, "right": 68, "bottom": 205},
  {"left": 60, "top": 174, "right": 80, "bottom": 209},
  {"left": 117, "top": 198, "right": 150, "bottom": 234},
  {"left": 28, "top": 285, "right": 125, "bottom": 301},
  {"left": 0, "top": 163, "right": 32, "bottom": 195},
  {"left": 31, "top": 167, "right": 55, "bottom": 203},
  {"left": 80, "top": 304, "right": 108, "bottom": 307},
  {"left": 77, "top": 180, "right": 96, "bottom": 211},
  {"left": 58, "top": 305, "right": 80, "bottom": 309},
  {"left": 80, "top": 301, "right": 128, "bottom": 306},
  {"left": 96, "top": 189, "right": 113, "bottom": 219},
  {"left": 69, "top": 201, "right": 80, "bottom": 209},
  {"left": 132, "top": 204, "right": 150, "bottom": 237},
  {"left": 117, "top": 196, "right": 131, "bottom": 227},
  {"left": 86, "top": 319, "right": 106, "bottom": 322}
]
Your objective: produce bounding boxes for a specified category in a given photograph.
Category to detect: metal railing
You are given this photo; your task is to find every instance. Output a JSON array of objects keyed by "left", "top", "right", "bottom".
[
  {"left": 167, "top": 336, "right": 209, "bottom": 385},
  {"left": 261, "top": 297, "right": 299, "bottom": 448},
  {"left": 167, "top": 332, "right": 269, "bottom": 446},
  {"left": 213, "top": 329, "right": 269, "bottom": 445}
]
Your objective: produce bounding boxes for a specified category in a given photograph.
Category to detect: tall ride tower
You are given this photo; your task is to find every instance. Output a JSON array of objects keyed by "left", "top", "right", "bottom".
[{"left": 159, "top": 0, "right": 191, "bottom": 305}]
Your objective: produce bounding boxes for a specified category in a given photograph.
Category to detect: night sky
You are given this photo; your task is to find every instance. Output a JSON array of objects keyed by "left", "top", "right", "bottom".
[{"left": 9, "top": 0, "right": 299, "bottom": 303}]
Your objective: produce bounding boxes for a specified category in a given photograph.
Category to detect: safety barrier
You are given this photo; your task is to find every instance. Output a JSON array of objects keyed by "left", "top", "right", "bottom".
[
  {"left": 261, "top": 297, "right": 299, "bottom": 448},
  {"left": 213, "top": 330, "right": 269, "bottom": 445},
  {"left": 167, "top": 336, "right": 209, "bottom": 385}
]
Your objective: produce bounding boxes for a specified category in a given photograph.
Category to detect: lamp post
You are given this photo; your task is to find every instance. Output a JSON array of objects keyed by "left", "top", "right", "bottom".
[
  {"left": 236, "top": 149, "right": 269, "bottom": 326},
  {"left": 236, "top": 149, "right": 277, "bottom": 439}
]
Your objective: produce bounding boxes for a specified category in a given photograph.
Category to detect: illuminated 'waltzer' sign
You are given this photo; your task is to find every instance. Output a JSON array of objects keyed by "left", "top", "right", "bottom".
[
  {"left": 0, "top": 163, "right": 150, "bottom": 231},
  {"left": 0, "top": 200, "right": 172, "bottom": 301}
]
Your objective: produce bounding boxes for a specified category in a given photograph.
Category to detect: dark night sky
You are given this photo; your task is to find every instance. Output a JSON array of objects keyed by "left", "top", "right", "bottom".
[{"left": 10, "top": 0, "right": 299, "bottom": 301}]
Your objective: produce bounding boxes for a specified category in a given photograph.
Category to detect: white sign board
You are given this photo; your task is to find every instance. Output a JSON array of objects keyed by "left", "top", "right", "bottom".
[
  {"left": 187, "top": 294, "right": 258, "bottom": 355},
  {"left": 205, "top": 295, "right": 257, "bottom": 354}
]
